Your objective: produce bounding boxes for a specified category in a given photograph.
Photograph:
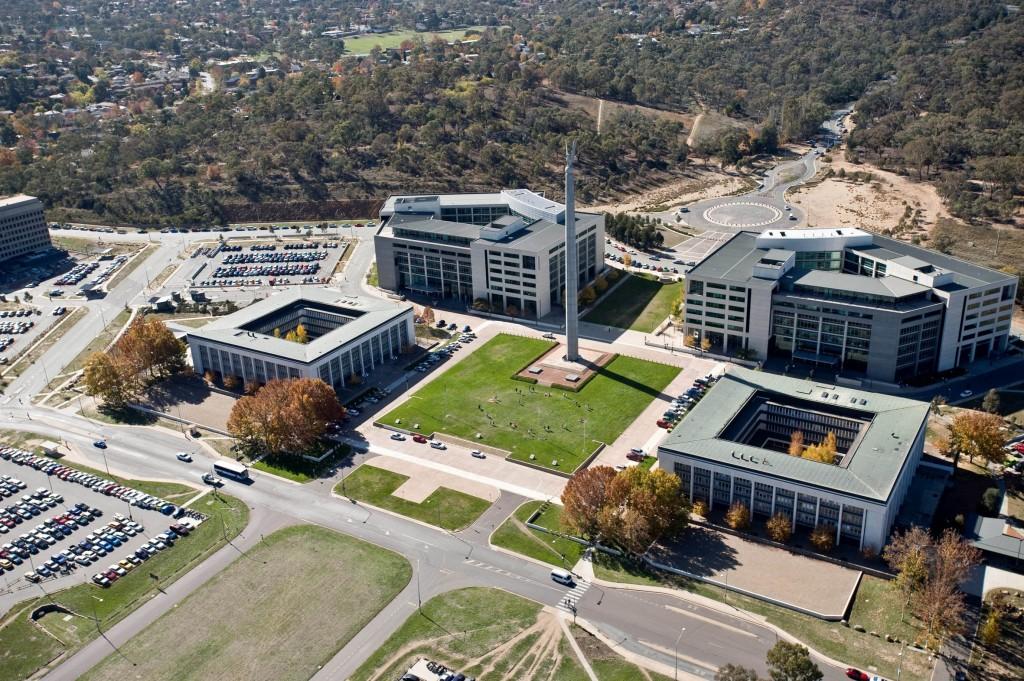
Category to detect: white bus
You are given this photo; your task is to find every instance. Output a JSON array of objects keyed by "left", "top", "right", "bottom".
[{"left": 212, "top": 460, "right": 250, "bottom": 481}]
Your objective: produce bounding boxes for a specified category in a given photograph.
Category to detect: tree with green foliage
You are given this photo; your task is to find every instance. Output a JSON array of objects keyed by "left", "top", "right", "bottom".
[{"left": 765, "top": 641, "right": 822, "bottom": 681}]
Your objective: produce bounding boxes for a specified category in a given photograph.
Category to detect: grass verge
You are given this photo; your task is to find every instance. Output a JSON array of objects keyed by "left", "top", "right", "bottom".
[
  {"left": 583, "top": 273, "right": 682, "bottom": 332},
  {"left": 0, "top": 488, "right": 248, "bottom": 681},
  {"left": 491, "top": 500, "right": 585, "bottom": 568},
  {"left": 81, "top": 525, "right": 411, "bottom": 681},
  {"left": 336, "top": 463, "right": 490, "bottom": 531},
  {"left": 105, "top": 243, "right": 158, "bottom": 291},
  {"left": 381, "top": 334, "right": 679, "bottom": 472},
  {"left": 251, "top": 444, "right": 350, "bottom": 483},
  {"left": 590, "top": 554, "right": 932, "bottom": 681}
]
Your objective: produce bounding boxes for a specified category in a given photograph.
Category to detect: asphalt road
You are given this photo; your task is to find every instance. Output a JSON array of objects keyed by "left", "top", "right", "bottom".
[
  {"left": 0, "top": 406, "right": 848, "bottom": 681},
  {"left": 604, "top": 107, "right": 853, "bottom": 275}
]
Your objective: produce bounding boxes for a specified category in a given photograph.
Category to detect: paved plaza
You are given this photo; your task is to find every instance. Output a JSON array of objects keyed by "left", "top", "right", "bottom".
[{"left": 651, "top": 525, "right": 862, "bottom": 619}]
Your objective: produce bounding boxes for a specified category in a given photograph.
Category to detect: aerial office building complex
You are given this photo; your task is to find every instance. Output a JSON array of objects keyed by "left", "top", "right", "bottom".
[
  {"left": 682, "top": 228, "right": 1016, "bottom": 383},
  {"left": 0, "top": 194, "right": 51, "bottom": 264},
  {"left": 186, "top": 288, "right": 414, "bottom": 391},
  {"left": 374, "top": 188, "right": 604, "bottom": 320},
  {"left": 658, "top": 368, "right": 930, "bottom": 550}
]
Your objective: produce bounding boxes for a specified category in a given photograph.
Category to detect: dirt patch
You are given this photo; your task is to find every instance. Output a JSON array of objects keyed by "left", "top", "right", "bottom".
[
  {"left": 790, "top": 154, "right": 955, "bottom": 237},
  {"left": 584, "top": 166, "right": 752, "bottom": 214},
  {"left": 547, "top": 89, "right": 695, "bottom": 131}
]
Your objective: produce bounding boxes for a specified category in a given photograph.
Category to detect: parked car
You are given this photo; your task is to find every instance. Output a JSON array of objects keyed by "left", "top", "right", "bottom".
[{"left": 412, "top": 434, "right": 428, "bottom": 444}]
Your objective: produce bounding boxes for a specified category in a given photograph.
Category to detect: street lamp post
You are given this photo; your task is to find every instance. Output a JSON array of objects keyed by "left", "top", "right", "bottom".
[{"left": 674, "top": 627, "right": 686, "bottom": 681}]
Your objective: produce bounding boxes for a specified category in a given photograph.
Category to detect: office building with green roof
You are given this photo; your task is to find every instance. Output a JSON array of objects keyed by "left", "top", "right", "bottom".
[{"left": 658, "top": 367, "right": 930, "bottom": 550}]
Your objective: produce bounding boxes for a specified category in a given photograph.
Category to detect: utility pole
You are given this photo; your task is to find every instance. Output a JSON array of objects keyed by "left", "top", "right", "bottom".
[{"left": 674, "top": 627, "right": 687, "bottom": 681}]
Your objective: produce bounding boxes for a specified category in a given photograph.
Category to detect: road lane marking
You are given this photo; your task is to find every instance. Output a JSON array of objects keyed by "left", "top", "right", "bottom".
[
  {"left": 636, "top": 639, "right": 718, "bottom": 673},
  {"left": 664, "top": 604, "right": 759, "bottom": 638}
]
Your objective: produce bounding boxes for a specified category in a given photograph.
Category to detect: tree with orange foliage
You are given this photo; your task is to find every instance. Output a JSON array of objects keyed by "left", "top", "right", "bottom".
[
  {"left": 598, "top": 467, "right": 688, "bottom": 555},
  {"left": 947, "top": 409, "right": 1005, "bottom": 466},
  {"left": 227, "top": 378, "right": 344, "bottom": 455},
  {"left": 560, "top": 465, "right": 616, "bottom": 540},
  {"left": 787, "top": 430, "right": 804, "bottom": 456}
]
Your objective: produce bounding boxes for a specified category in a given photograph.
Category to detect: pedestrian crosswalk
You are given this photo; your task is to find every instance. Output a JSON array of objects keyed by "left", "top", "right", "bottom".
[{"left": 557, "top": 578, "right": 590, "bottom": 615}]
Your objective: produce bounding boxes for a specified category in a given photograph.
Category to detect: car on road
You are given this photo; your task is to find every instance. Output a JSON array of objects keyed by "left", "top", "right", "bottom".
[
  {"left": 542, "top": 333, "right": 555, "bottom": 339},
  {"left": 470, "top": 450, "right": 486, "bottom": 459},
  {"left": 429, "top": 440, "right": 446, "bottom": 450},
  {"left": 390, "top": 433, "right": 407, "bottom": 441},
  {"left": 845, "top": 669, "right": 869, "bottom": 681},
  {"left": 175, "top": 452, "right": 193, "bottom": 463},
  {"left": 201, "top": 473, "right": 223, "bottom": 486},
  {"left": 412, "top": 434, "right": 428, "bottom": 444},
  {"left": 92, "top": 440, "right": 107, "bottom": 449},
  {"left": 960, "top": 390, "right": 974, "bottom": 398},
  {"left": 788, "top": 214, "right": 797, "bottom": 221},
  {"left": 626, "top": 451, "right": 646, "bottom": 462}
]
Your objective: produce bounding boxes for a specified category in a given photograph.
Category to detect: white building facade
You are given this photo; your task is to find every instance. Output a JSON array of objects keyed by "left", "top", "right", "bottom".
[
  {"left": 658, "top": 368, "right": 930, "bottom": 551},
  {"left": 374, "top": 190, "right": 604, "bottom": 319},
  {"left": 186, "top": 289, "right": 414, "bottom": 392},
  {"left": 0, "top": 194, "right": 51, "bottom": 264}
]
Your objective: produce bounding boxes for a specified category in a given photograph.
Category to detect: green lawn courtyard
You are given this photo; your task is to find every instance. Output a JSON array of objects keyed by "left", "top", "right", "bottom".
[
  {"left": 583, "top": 273, "right": 682, "bottom": 332},
  {"left": 342, "top": 27, "right": 486, "bottom": 54},
  {"left": 337, "top": 464, "right": 491, "bottom": 531},
  {"left": 379, "top": 334, "right": 680, "bottom": 472},
  {"left": 82, "top": 525, "right": 411, "bottom": 681}
]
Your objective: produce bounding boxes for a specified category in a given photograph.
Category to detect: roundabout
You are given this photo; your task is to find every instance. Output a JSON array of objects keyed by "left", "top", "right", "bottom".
[{"left": 702, "top": 201, "right": 784, "bottom": 228}]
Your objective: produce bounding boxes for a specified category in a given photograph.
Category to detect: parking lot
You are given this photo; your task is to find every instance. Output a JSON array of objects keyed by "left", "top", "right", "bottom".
[
  {"left": 188, "top": 238, "right": 347, "bottom": 289},
  {"left": 0, "top": 447, "right": 205, "bottom": 612},
  {"left": 0, "top": 305, "right": 69, "bottom": 369}
]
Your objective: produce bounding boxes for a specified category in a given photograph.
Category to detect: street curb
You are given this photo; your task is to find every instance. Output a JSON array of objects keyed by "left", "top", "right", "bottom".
[
  {"left": 572, "top": 615, "right": 702, "bottom": 681},
  {"left": 584, "top": 571, "right": 860, "bottom": 674}
]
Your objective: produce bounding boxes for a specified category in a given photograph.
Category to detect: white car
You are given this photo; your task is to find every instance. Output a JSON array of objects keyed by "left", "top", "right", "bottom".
[
  {"left": 470, "top": 450, "right": 486, "bottom": 459},
  {"left": 959, "top": 390, "right": 974, "bottom": 398},
  {"left": 429, "top": 441, "right": 446, "bottom": 450},
  {"left": 175, "top": 452, "right": 193, "bottom": 463},
  {"left": 390, "top": 433, "right": 406, "bottom": 441}
]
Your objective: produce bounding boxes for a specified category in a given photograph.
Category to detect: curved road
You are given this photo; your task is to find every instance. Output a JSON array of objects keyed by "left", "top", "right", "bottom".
[{"left": 0, "top": 213, "right": 869, "bottom": 680}]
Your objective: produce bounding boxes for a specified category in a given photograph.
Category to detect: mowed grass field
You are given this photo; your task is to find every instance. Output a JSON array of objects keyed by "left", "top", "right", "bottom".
[
  {"left": 343, "top": 27, "right": 486, "bottom": 54},
  {"left": 583, "top": 273, "right": 681, "bottom": 332},
  {"left": 380, "top": 334, "right": 680, "bottom": 472},
  {"left": 82, "top": 525, "right": 411, "bottom": 681}
]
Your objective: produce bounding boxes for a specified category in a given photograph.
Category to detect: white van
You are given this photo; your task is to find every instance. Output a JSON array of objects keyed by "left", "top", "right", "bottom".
[{"left": 550, "top": 568, "right": 574, "bottom": 586}]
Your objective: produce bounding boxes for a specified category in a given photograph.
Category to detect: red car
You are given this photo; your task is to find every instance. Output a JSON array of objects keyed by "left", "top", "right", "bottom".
[
  {"left": 1012, "top": 443, "right": 1024, "bottom": 455},
  {"left": 846, "top": 669, "right": 869, "bottom": 681},
  {"left": 412, "top": 434, "right": 428, "bottom": 444},
  {"left": 626, "top": 451, "right": 646, "bottom": 462},
  {"left": 656, "top": 419, "right": 671, "bottom": 429}
]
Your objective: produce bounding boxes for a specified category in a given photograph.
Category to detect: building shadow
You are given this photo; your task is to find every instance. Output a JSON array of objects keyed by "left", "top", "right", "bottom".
[
  {"left": 649, "top": 524, "right": 741, "bottom": 577},
  {"left": 143, "top": 374, "right": 213, "bottom": 409}
]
